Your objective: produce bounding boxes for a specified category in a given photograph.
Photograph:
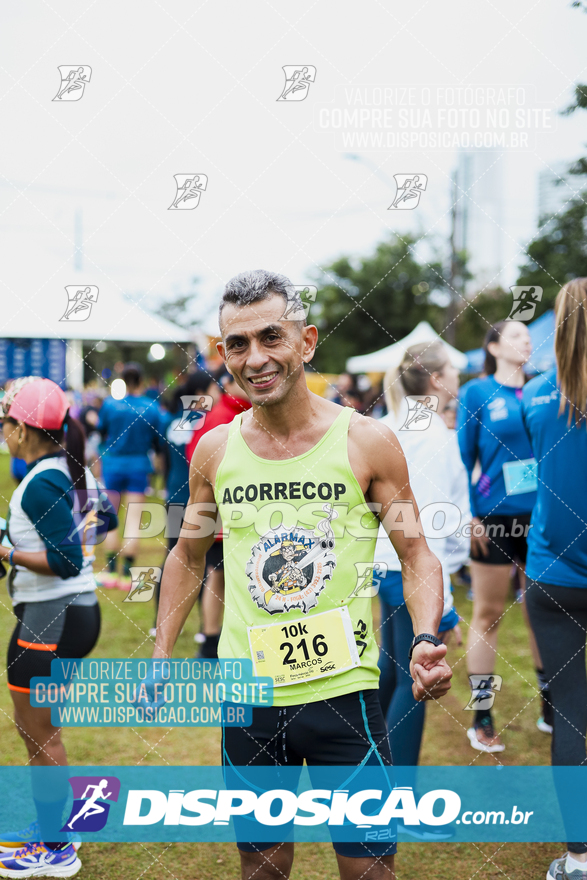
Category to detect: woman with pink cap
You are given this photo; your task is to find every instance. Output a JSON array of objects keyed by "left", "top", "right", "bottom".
[{"left": 0, "top": 377, "right": 118, "bottom": 877}]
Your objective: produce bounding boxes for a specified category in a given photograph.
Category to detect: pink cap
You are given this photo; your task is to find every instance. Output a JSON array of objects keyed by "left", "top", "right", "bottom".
[{"left": 3, "top": 377, "right": 69, "bottom": 430}]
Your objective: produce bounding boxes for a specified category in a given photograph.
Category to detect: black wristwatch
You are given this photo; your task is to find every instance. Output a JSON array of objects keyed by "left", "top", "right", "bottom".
[{"left": 409, "top": 633, "right": 442, "bottom": 660}]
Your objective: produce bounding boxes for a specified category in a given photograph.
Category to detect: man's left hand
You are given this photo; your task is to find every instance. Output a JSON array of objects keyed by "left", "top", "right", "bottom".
[{"left": 410, "top": 641, "right": 452, "bottom": 701}]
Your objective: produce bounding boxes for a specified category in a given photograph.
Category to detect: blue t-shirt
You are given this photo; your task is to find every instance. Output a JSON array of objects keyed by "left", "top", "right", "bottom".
[
  {"left": 521, "top": 370, "right": 587, "bottom": 588},
  {"left": 456, "top": 375, "right": 537, "bottom": 517},
  {"left": 157, "top": 409, "right": 198, "bottom": 505},
  {"left": 377, "top": 571, "right": 457, "bottom": 631},
  {"left": 98, "top": 394, "right": 159, "bottom": 470}
]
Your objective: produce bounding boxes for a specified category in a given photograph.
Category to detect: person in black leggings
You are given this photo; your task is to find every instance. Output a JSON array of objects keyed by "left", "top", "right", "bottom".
[{"left": 521, "top": 278, "right": 587, "bottom": 880}]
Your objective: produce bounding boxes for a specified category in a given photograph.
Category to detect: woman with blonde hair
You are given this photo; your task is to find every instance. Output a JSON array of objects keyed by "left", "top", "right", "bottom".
[
  {"left": 521, "top": 279, "right": 587, "bottom": 880},
  {"left": 374, "top": 341, "right": 470, "bottom": 839}
]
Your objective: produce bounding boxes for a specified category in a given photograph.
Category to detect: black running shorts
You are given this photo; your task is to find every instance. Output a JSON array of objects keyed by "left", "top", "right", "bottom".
[
  {"left": 222, "top": 689, "right": 396, "bottom": 859},
  {"left": 471, "top": 513, "right": 532, "bottom": 566},
  {"left": 7, "top": 594, "right": 101, "bottom": 693}
]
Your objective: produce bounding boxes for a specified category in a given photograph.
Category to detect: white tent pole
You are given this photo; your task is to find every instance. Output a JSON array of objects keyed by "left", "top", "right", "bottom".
[{"left": 66, "top": 339, "right": 84, "bottom": 390}]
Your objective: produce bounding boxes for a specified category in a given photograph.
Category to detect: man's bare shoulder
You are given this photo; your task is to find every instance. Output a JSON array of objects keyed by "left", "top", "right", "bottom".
[
  {"left": 346, "top": 412, "right": 406, "bottom": 493},
  {"left": 190, "top": 423, "right": 231, "bottom": 480},
  {"left": 348, "top": 411, "right": 402, "bottom": 456}
]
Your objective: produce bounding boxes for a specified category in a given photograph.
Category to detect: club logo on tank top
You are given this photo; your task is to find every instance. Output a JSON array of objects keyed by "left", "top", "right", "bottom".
[{"left": 246, "top": 505, "right": 337, "bottom": 615}]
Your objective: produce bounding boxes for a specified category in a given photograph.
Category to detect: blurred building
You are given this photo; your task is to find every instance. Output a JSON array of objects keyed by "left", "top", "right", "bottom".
[{"left": 454, "top": 150, "right": 505, "bottom": 295}]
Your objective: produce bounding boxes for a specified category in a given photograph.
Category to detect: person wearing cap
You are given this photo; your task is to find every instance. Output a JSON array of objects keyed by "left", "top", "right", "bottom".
[{"left": 0, "top": 377, "right": 118, "bottom": 876}]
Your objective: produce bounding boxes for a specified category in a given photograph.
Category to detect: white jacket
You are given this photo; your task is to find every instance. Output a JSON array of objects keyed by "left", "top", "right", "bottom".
[{"left": 374, "top": 407, "right": 471, "bottom": 618}]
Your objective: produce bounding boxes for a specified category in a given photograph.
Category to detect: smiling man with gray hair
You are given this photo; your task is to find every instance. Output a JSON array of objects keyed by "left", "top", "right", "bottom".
[
  {"left": 154, "top": 268, "right": 451, "bottom": 880},
  {"left": 220, "top": 269, "right": 307, "bottom": 324}
]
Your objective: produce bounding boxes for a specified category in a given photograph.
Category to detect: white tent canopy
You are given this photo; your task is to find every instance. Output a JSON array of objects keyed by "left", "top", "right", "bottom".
[
  {"left": 3, "top": 283, "right": 194, "bottom": 344},
  {"left": 346, "top": 321, "right": 468, "bottom": 373}
]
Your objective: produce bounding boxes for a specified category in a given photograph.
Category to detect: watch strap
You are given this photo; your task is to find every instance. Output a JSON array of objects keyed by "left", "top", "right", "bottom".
[{"left": 409, "top": 632, "right": 441, "bottom": 660}]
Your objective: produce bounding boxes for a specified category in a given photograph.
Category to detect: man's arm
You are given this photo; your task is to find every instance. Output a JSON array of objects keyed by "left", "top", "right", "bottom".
[
  {"left": 153, "top": 426, "right": 228, "bottom": 660},
  {"left": 349, "top": 415, "right": 452, "bottom": 701}
]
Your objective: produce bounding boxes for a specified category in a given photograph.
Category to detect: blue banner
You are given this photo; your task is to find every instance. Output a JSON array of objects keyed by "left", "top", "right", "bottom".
[
  {"left": 0, "top": 766, "right": 584, "bottom": 844},
  {"left": 30, "top": 659, "right": 274, "bottom": 727},
  {"left": 0, "top": 339, "right": 66, "bottom": 387}
]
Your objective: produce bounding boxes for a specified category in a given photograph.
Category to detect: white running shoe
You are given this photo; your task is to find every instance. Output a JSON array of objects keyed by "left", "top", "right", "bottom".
[
  {"left": 467, "top": 720, "right": 505, "bottom": 753},
  {"left": 0, "top": 842, "right": 81, "bottom": 877},
  {"left": 0, "top": 823, "right": 80, "bottom": 854}
]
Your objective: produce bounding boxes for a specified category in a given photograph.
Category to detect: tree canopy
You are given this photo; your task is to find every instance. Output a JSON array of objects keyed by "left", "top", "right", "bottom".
[{"left": 310, "top": 235, "right": 447, "bottom": 373}]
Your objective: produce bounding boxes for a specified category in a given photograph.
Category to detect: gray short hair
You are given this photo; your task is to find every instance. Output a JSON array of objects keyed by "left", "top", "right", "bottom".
[{"left": 219, "top": 269, "right": 305, "bottom": 323}]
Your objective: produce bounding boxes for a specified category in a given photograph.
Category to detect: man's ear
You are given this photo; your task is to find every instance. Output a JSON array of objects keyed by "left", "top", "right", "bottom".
[
  {"left": 216, "top": 340, "right": 228, "bottom": 367},
  {"left": 301, "top": 325, "right": 318, "bottom": 363}
]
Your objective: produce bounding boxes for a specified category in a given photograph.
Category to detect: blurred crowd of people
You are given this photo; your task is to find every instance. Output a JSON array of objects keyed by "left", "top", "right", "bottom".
[{"left": 0, "top": 278, "right": 586, "bottom": 877}]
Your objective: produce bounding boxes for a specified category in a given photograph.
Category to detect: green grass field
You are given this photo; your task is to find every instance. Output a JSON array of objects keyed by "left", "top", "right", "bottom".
[{"left": 0, "top": 452, "right": 560, "bottom": 877}]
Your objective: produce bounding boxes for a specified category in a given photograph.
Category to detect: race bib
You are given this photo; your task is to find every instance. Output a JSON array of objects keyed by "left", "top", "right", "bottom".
[
  {"left": 503, "top": 458, "right": 537, "bottom": 495},
  {"left": 248, "top": 607, "right": 360, "bottom": 687}
]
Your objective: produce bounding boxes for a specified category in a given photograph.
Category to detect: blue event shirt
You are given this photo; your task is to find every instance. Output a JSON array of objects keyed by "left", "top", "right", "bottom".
[
  {"left": 98, "top": 394, "right": 159, "bottom": 471},
  {"left": 156, "top": 409, "right": 202, "bottom": 505},
  {"left": 521, "top": 369, "right": 587, "bottom": 588},
  {"left": 378, "top": 571, "right": 458, "bottom": 632},
  {"left": 456, "top": 375, "right": 537, "bottom": 517}
]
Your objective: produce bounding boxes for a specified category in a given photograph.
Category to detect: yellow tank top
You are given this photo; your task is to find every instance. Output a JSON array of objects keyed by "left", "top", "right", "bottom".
[{"left": 215, "top": 406, "right": 381, "bottom": 706}]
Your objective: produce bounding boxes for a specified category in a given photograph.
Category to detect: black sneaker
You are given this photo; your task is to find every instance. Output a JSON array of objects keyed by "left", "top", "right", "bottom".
[{"left": 538, "top": 692, "right": 554, "bottom": 734}]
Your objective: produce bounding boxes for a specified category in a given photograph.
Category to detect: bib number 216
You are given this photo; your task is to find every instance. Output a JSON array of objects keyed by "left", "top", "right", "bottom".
[{"left": 279, "top": 623, "right": 328, "bottom": 666}]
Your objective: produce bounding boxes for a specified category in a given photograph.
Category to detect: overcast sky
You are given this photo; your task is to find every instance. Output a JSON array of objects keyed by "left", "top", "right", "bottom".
[{"left": 1, "top": 0, "right": 586, "bottom": 339}]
